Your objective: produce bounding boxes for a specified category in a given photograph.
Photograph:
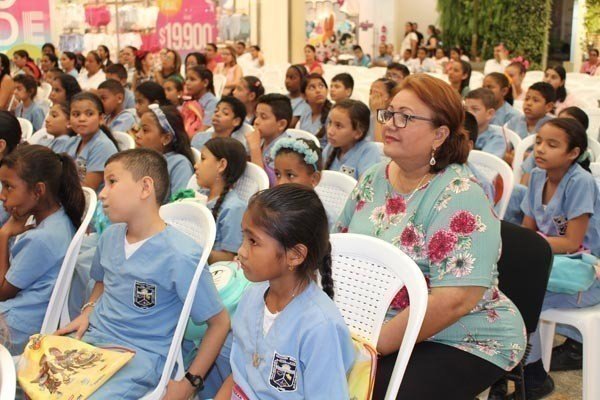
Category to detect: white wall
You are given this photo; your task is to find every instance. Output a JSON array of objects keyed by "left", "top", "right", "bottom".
[
  {"left": 257, "top": 0, "right": 290, "bottom": 65},
  {"left": 394, "top": 0, "right": 440, "bottom": 45}
]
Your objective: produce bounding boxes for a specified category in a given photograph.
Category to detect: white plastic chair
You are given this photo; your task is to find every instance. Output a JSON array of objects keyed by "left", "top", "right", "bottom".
[
  {"left": 468, "top": 150, "right": 514, "bottom": 219},
  {"left": 585, "top": 107, "right": 600, "bottom": 142},
  {"left": 591, "top": 161, "right": 600, "bottom": 178},
  {"left": 314, "top": 170, "right": 356, "bottom": 222},
  {"left": 329, "top": 233, "right": 428, "bottom": 399},
  {"left": 113, "top": 131, "right": 135, "bottom": 151},
  {"left": 286, "top": 129, "right": 321, "bottom": 148},
  {"left": 539, "top": 305, "right": 600, "bottom": 400},
  {"left": 36, "top": 81, "right": 52, "bottom": 101},
  {"left": 213, "top": 74, "right": 227, "bottom": 99},
  {"left": 141, "top": 202, "right": 216, "bottom": 400},
  {"left": 502, "top": 124, "right": 522, "bottom": 152},
  {"left": 28, "top": 128, "right": 53, "bottom": 145},
  {"left": 0, "top": 344, "right": 15, "bottom": 400},
  {"left": 512, "top": 134, "right": 536, "bottom": 184},
  {"left": 40, "top": 187, "right": 98, "bottom": 333},
  {"left": 17, "top": 118, "right": 33, "bottom": 142},
  {"left": 588, "top": 137, "right": 600, "bottom": 161},
  {"left": 187, "top": 161, "right": 269, "bottom": 203},
  {"left": 191, "top": 147, "right": 200, "bottom": 164}
]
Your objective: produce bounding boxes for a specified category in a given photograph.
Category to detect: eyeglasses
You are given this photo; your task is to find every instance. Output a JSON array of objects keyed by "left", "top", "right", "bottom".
[{"left": 376, "top": 109, "right": 435, "bottom": 128}]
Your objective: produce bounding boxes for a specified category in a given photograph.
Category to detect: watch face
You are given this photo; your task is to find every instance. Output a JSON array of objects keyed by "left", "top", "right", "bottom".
[{"left": 186, "top": 372, "right": 202, "bottom": 387}]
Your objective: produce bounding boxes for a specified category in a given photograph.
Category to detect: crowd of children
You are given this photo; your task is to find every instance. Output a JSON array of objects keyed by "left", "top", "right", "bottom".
[{"left": 0, "top": 39, "right": 597, "bottom": 400}]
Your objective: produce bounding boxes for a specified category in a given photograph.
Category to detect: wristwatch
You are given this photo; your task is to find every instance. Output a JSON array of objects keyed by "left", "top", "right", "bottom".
[{"left": 185, "top": 371, "right": 204, "bottom": 391}]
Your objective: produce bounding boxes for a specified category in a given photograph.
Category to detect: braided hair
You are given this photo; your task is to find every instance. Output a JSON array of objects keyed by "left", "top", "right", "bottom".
[
  {"left": 204, "top": 137, "right": 247, "bottom": 220},
  {"left": 302, "top": 73, "right": 332, "bottom": 140},
  {"left": 247, "top": 184, "right": 334, "bottom": 298}
]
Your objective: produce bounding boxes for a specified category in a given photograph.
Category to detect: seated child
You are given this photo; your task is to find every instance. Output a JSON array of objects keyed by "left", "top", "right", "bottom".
[
  {"left": 214, "top": 184, "right": 354, "bottom": 399},
  {"left": 298, "top": 73, "right": 332, "bottom": 147},
  {"left": 464, "top": 111, "right": 496, "bottom": 204},
  {"left": 233, "top": 76, "right": 265, "bottom": 125},
  {"left": 246, "top": 94, "right": 294, "bottom": 187},
  {"left": 0, "top": 112, "right": 22, "bottom": 226},
  {"left": 330, "top": 73, "right": 354, "bottom": 103},
  {"left": 57, "top": 149, "right": 230, "bottom": 399},
  {"left": 182, "top": 66, "right": 217, "bottom": 136},
  {"left": 465, "top": 88, "right": 507, "bottom": 159},
  {"left": 521, "top": 118, "right": 600, "bottom": 398},
  {"left": 98, "top": 79, "right": 138, "bottom": 133},
  {"left": 192, "top": 96, "right": 248, "bottom": 151},
  {"left": 506, "top": 82, "right": 555, "bottom": 139},
  {"left": 484, "top": 72, "right": 521, "bottom": 126},
  {"left": 368, "top": 78, "right": 399, "bottom": 141},
  {"left": 49, "top": 73, "right": 82, "bottom": 107},
  {"left": 164, "top": 76, "right": 184, "bottom": 108},
  {"left": 105, "top": 63, "right": 136, "bottom": 109},
  {"left": 385, "top": 62, "right": 410, "bottom": 85},
  {"left": 285, "top": 64, "right": 310, "bottom": 128},
  {"left": 194, "top": 137, "right": 247, "bottom": 264},
  {"left": 134, "top": 104, "right": 195, "bottom": 195},
  {"left": 52, "top": 92, "right": 119, "bottom": 192},
  {"left": 0, "top": 145, "right": 84, "bottom": 354},
  {"left": 45, "top": 103, "right": 72, "bottom": 151},
  {"left": 323, "top": 99, "right": 381, "bottom": 180},
  {"left": 134, "top": 81, "right": 169, "bottom": 119},
  {"left": 13, "top": 74, "right": 45, "bottom": 132}
]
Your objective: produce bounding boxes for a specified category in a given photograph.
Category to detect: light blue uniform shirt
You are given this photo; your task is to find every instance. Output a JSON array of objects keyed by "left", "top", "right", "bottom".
[
  {"left": 207, "top": 191, "right": 246, "bottom": 253},
  {"left": 123, "top": 88, "right": 135, "bottom": 110},
  {"left": 506, "top": 114, "right": 553, "bottom": 139},
  {"left": 191, "top": 124, "right": 251, "bottom": 152},
  {"left": 88, "top": 224, "right": 223, "bottom": 359},
  {"left": 522, "top": 163, "right": 600, "bottom": 256},
  {"left": 467, "top": 162, "right": 495, "bottom": 204},
  {"left": 199, "top": 92, "right": 218, "bottom": 126},
  {"left": 106, "top": 109, "right": 137, "bottom": 133},
  {"left": 48, "top": 135, "right": 72, "bottom": 153},
  {"left": 0, "top": 209, "right": 75, "bottom": 354},
  {"left": 298, "top": 109, "right": 329, "bottom": 147},
  {"left": 289, "top": 96, "right": 310, "bottom": 118},
  {"left": 16, "top": 102, "right": 45, "bottom": 132},
  {"left": 164, "top": 151, "right": 194, "bottom": 195},
  {"left": 322, "top": 140, "right": 381, "bottom": 180},
  {"left": 476, "top": 124, "right": 507, "bottom": 159},
  {"left": 491, "top": 101, "right": 521, "bottom": 126},
  {"left": 230, "top": 281, "right": 354, "bottom": 399}
]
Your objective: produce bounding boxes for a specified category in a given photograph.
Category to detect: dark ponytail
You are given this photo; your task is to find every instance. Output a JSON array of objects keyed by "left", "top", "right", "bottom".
[
  {"left": 204, "top": 137, "right": 247, "bottom": 220},
  {"left": 70, "top": 92, "right": 119, "bottom": 150},
  {"left": 542, "top": 118, "right": 591, "bottom": 172},
  {"left": 188, "top": 66, "right": 215, "bottom": 95},
  {"left": 1, "top": 145, "right": 85, "bottom": 228},
  {"left": 247, "top": 184, "right": 334, "bottom": 298},
  {"left": 243, "top": 76, "right": 265, "bottom": 100}
]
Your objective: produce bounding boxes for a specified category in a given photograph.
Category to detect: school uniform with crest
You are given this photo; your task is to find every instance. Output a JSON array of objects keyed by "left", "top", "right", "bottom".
[
  {"left": 82, "top": 223, "right": 223, "bottom": 399},
  {"left": 322, "top": 140, "right": 381, "bottom": 180},
  {"left": 229, "top": 281, "right": 354, "bottom": 399}
]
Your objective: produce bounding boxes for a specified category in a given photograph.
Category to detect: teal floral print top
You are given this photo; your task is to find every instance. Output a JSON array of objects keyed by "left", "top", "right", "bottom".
[{"left": 334, "top": 162, "right": 526, "bottom": 370}]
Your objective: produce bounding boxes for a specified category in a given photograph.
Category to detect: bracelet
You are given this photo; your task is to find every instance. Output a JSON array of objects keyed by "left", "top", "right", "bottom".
[{"left": 81, "top": 301, "right": 96, "bottom": 313}]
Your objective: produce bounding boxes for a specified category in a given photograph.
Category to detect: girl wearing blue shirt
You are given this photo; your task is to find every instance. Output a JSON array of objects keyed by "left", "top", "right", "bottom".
[
  {"left": 13, "top": 74, "right": 45, "bottom": 132},
  {"left": 0, "top": 112, "right": 22, "bottom": 227},
  {"left": 483, "top": 72, "right": 521, "bottom": 126},
  {"left": 134, "top": 104, "right": 195, "bottom": 196},
  {"left": 215, "top": 184, "right": 354, "bottom": 399},
  {"left": 183, "top": 66, "right": 217, "bottom": 134},
  {"left": 521, "top": 118, "right": 600, "bottom": 397},
  {"left": 195, "top": 137, "right": 247, "bottom": 265},
  {"left": 323, "top": 99, "right": 381, "bottom": 180},
  {"left": 298, "top": 74, "right": 332, "bottom": 148},
  {"left": 0, "top": 145, "right": 85, "bottom": 354},
  {"left": 45, "top": 103, "right": 72, "bottom": 150},
  {"left": 285, "top": 64, "right": 309, "bottom": 129},
  {"left": 54, "top": 92, "right": 119, "bottom": 192}
]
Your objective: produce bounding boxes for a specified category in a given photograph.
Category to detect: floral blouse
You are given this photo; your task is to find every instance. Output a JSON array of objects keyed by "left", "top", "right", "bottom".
[{"left": 334, "top": 162, "right": 526, "bottom": 371}]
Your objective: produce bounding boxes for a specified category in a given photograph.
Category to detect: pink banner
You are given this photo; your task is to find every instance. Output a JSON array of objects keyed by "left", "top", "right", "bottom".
[
  {"left": 156, "top": 0, "right": 217, "bottom": 56},
  {"left": 0, "top": 0, "right": 51, "bottom": 57}
]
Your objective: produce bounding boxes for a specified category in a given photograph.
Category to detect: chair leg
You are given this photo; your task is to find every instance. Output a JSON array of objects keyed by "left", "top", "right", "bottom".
[
  {"left": 582, "top": 324, "right": 600, "bottom": 400},
  {"left": 539, "top": 320, "right": 556, "bottom": 371}
]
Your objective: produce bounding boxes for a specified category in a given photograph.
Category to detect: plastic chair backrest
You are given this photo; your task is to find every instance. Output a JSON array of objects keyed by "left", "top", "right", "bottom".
[
  {"left": 38, "top": 82, "right": 52, "bottom": 100},
  {"left": 113, "top": 131, "right": 135, "bottom": 151},
  {"left": 330, "top": 233, "right": 428, "bottom": 399},
  {"left": 502, "top": 124, "right": 522, "bottom": 151},
  {"left": 314, "top": 171, "right": 357, "bottom": 222},
  {"left": 140, "top": 202, "right": 216, "bottom": 400},
  {"left": 41, "top": 187, "right": 97, "bottom": 333},
  {"left": 17, "top": 118, "right": 33, "bottom": 142},
  {"left": 28, "top": 129, "right": 53, "bottom": 145},
  {"left": 512, "top": 134, "right": 535, "bottom": 184},
  {"left": 286, "top": 129, "right": 321, "bottom": 148},
  {"left": 591, "top": 162, "right": 600, "bottom": 178},
  {"left": 213, "top": 74, "right": 227, "bottom": 99},
  {"left": 186, "top": 161, "right": 269, "bottom": 203},
  {"left": 0, "top": 344, "right": 15, "bottom": 400},
  {"left": 588, "top": 137, "right": 600, "bottom": 161},
  {"left": 191, "top": 147, "right": 200, "bottom": 164},
  {"left": 468, "top": 150, "right": 515, "bottom": 218},
  {"left": 585, "top": 107, "right": 600, "bottom": 142}
]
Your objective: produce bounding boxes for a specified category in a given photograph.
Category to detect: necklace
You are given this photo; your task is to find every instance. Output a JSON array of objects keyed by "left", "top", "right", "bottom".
[
  {"left": 404, "top": 173, "right": 431, "bottom": 203},
  {"left": 252, "top": 280, "right": 305, "bottom": 368}
]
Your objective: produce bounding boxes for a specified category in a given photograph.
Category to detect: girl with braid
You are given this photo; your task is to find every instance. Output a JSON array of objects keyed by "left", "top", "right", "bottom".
[
  {"left": 323, "top": 99, "right": 381, "bottom": 180},
  {"left": 298, "top": 74, "right": 333, "bottom": 148},
  {"left": 194, "top": 137, "right": 247, "bottom": 264},
  {"left": 214, "top": 184, "right": 354, "bottom": 399}
]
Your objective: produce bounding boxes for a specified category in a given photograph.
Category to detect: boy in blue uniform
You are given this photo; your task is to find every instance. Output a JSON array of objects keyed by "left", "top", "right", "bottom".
[
  {"left": 105, "top": 63, "right": 136, "bottom": 110},
  {"left": 506, "top": 82, "right": 555, "bottom": 139},
  {"left": 98, "top": 79, "right": 138, "bottom": 133},
  {"left": 57, "top": 149, "right": 230, "bottom": 399},
  {"left": 192, "top": 96, "right": 249, "bottom": 152},
  {"left": 465, "top": 88, "right": 507, "bottom": 159}
]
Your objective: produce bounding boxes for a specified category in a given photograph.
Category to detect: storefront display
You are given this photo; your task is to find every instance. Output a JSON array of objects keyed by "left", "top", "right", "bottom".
[
  {"left": 215, "top": 0, "right": 251, "bottom": 44},
  {"left": 0, "top": 0, "right": 52, "bottom": 58}
]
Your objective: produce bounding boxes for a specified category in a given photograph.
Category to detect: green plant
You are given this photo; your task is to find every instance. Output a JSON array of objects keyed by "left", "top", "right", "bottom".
[
  {"left": 437, "top": 0, "right": 553, "bottom": 66},
  {"left": 584, "top": 0, "right": 600, "bottom": 49}
]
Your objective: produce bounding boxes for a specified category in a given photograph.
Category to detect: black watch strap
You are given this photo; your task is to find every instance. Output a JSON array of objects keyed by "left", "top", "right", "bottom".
[{"left": 185, "top": 371, "right": 204, "bottom": 390}]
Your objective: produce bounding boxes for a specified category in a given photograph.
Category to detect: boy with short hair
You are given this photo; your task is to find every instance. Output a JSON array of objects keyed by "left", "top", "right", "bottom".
[
  {"left": 465, "top": 88, "right": 507, "bottom": 159},
  {"left": 506, "top": 82, "right": 555, "bottom": 139},
  {"left": 98, "top": 79, "right": 138, "bottom": 132},
  {"left": 385, "top": 62, "right": 410, "bottom": 84},
  {"left": 57, "top": 148, "right": 230, "bottom": 399},
  {"left": 330, "top": 73, "right": 354, "bottom": 103},
  {"left": 105, "top": 63, "right": 135, "bottom": 109},
  {"left": 245, "top": 93, "right": 293, "bottom": 186},
  {"left": 191, "top": 96, "right": 248, "bottom": 150}
]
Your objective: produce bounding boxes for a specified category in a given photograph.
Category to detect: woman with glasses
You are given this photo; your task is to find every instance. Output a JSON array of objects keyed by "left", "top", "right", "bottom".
[{"left": 334, "top": 74, "right": 526, "bottom": 399}]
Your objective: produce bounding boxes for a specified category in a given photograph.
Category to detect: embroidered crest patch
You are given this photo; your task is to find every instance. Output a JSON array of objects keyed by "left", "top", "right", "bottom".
[
  {"left": 133, "top": 281, "right": 156, "bottom": 309},
  {"left": 269, "top": 352, "right": 297, "bottom": 392},
  {"left": 341, "top": 165, "right": 356, "bottom": 177}
]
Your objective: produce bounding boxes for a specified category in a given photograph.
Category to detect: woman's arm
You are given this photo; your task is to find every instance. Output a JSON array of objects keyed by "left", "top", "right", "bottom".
[
  {"left": 377, "top": 286, "right": 486, "bottom": 355},
  {"left": 545, "top": 214, "right": 590, "bottom": 254},
  {"left": 0, "top": 76, "right": 14, "bottom": 110}
]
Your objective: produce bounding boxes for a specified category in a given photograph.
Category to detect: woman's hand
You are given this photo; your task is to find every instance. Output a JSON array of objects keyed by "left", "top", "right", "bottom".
[{"left": 162, "top": 378, "right": 195, "bottom": 400}]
